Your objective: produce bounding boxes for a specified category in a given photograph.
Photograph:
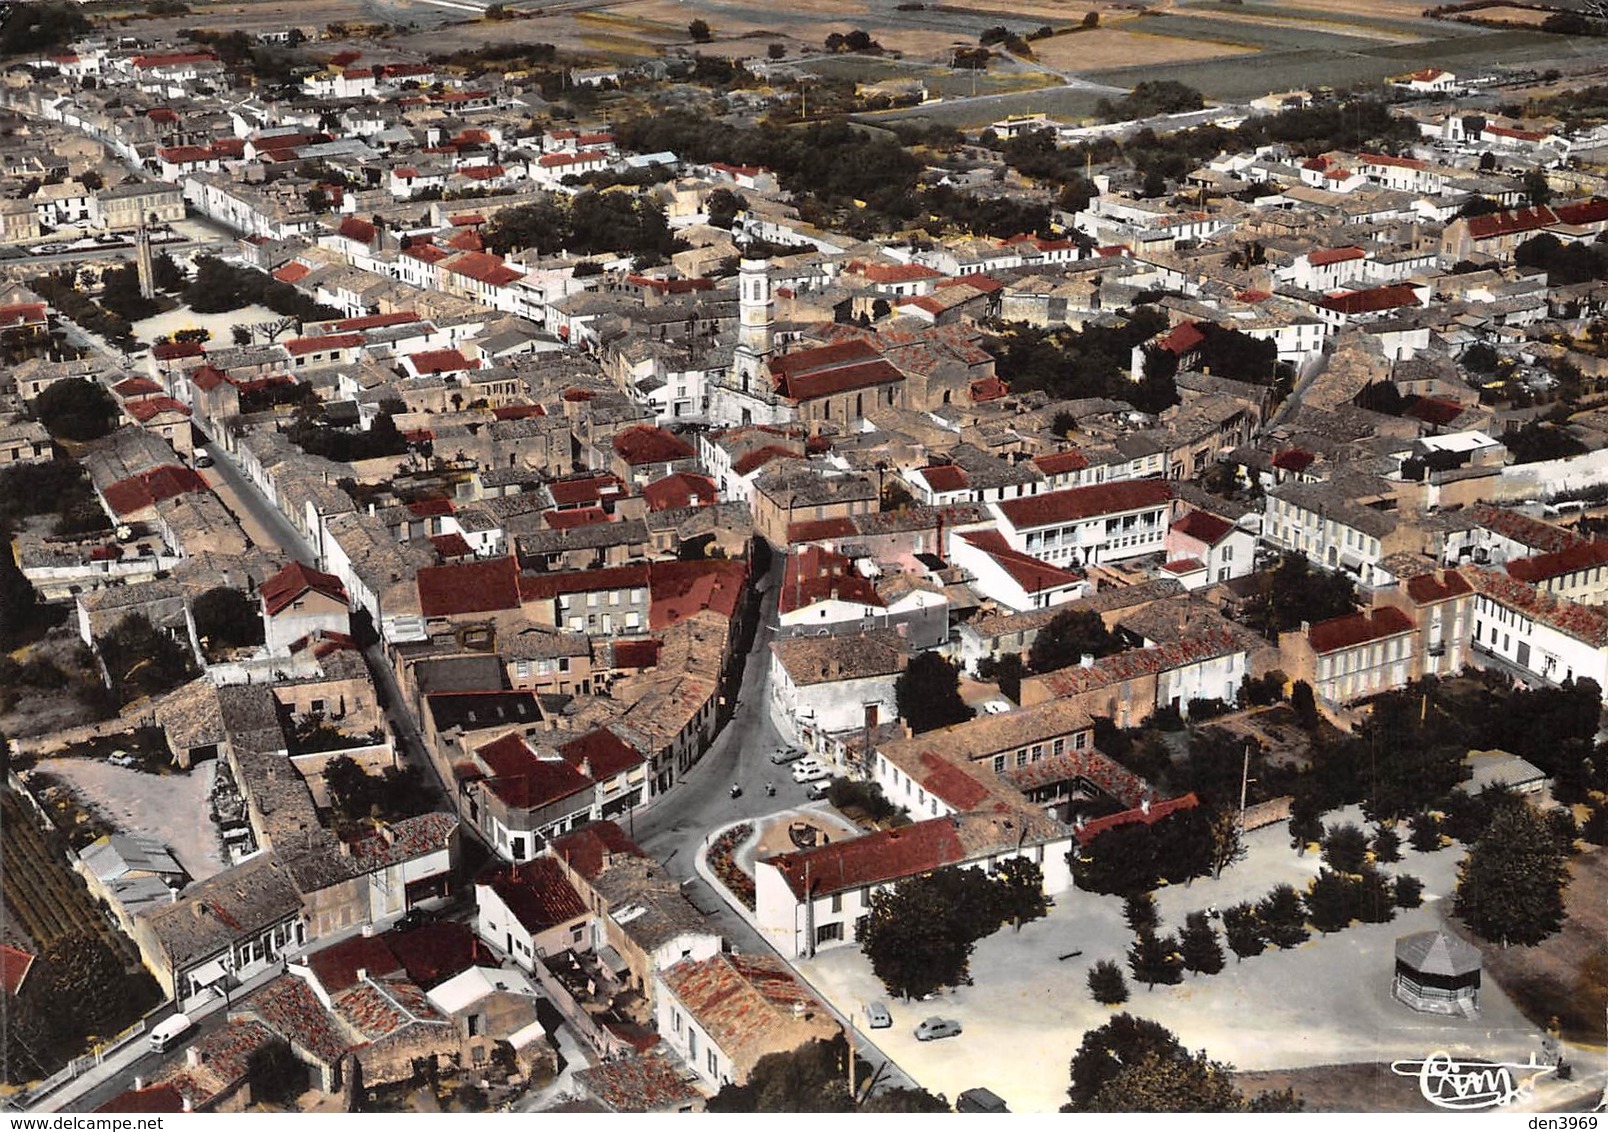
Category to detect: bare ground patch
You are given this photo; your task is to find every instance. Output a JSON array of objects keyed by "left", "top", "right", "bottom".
[
  {"left": 1030, "top": 26, "right": 1259, "bottom": 70},
  {"left": 1234, "top": 1063, "right": 1441, "bottom": 1112},
  {"left": 1450, "top": 846, "right": 1608, "bottom": 1045}
]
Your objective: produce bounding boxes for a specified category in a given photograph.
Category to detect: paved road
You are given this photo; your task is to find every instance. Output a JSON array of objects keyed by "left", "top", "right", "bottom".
[{"left": 200, "top": 440, "right": 315, "bottom": 561}]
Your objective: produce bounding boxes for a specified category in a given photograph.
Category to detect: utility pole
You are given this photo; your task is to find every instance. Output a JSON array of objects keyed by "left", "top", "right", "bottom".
[{"left": 1238, "top": 740, "right": 1252, "bottom": 835}]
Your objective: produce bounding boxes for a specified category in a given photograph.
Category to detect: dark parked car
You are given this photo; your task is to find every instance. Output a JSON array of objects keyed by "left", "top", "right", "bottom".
[{"left": 956, "top": 1087, "right": 1009, "bottom": 1113}]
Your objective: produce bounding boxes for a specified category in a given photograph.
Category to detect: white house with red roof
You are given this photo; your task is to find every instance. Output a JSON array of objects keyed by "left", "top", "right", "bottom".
[
  {"left": 474, "top": 856, "right": 591, "bottom": 969},
  {"left": 1279, "top": 605, "right": 1418, "bottom": 706},
  {"left": 776, "top": 546, "right": 887, "bottom": 636},
  {"left": 1165, "top": 507, "right": 1255, "bottom": 588},
  {"left": 948, "top": 527, "right": 1088, "bottom": 612},
  {"left": 990, "top": 479, "right": 1173, "bottom": 568},
  {"left": 1282, "top": 245, "right": 1369, "bottom": 292},
  {"left": 260, "top": 560, "right": 350, "bottom": 655},
  {"left": 1392, "top": 67, "right": 1457, "bottom": 94}
]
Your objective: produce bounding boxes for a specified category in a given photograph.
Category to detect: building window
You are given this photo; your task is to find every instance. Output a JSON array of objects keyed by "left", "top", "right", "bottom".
[
  {"left": 673, "top": 1010, "right": 682, "bottom": 1034},
  {"left": 707, "top": 1050, "right": 718, "bottom": 1077},
  {"left": 831, "top": 892, "right": 842, "bottom": 913},
  {"left": 816, "top": 921, "right": 843, "bottom": 945}
]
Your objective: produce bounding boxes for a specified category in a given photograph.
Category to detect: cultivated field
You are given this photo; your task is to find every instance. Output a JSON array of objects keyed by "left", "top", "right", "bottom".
[{"left": 1030, "top": 25, "right": 1261, "bottom": 69}]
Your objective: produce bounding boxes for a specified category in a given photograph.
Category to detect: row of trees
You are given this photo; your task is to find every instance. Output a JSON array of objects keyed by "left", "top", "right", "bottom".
[
  {"left": 859, "top": 861, "right": 1048, "bottom": 999},
  {"left": 984, "top": 309, "right": 1174, "bottom": 408},
  {"left": 1065, "top": 1014, "right": 1301, "bottom": 1112},
  {"left": 186, "top": 256, "right": 341, "bottom": 321}
]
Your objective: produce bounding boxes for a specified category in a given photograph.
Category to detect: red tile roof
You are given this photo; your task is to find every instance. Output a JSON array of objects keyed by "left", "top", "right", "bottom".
[
  {"left": 518, "top": 564, "right": 650, "bottom": 603},
  {"left": 1306, "top": 606, "right": 1415, "bottom": 654},
  {"left": 996, "top": 478, "right": 1172, "bottom": 530},
  {"left": 478, "top": 857, "right": 588, "bottom": 932},
  {"left": 787, "top": 516, "right": 858, "bottom": 544},
  {"left": 769, "top": 339, "right": 904, "bottom": 402},
  {"left": 1317, "top": 284, "right": 1422, "bottom": 315},
  {"left": 0, "top": 945, "right": 34, "bottom": 996},
  {"left": 97, "top": 1083, "right": 188, "bottom": 1113},
  {"left": 124, "top": 396, "right": 190, "bottom": 423},
  {"left": 272, "top": 261, "right": 312, "bottom": 284},
  {"left": 916, "top": 464, "right": 968, "bottom": 493},
  {"left": 765, "top": 818, "right": 968, "bottom": 900},
  {"left": 284, "top": 332, "right": 363, "bottom": 357},
  {"left": 1032, "top": 449, "right": 1089, "bottom": 476},
  {"left": 387, "top": 920, "right": 486, "bottom": 989},
  {"left": 731, "top": 444, "right": 801, "bottom": 477},
  {"left": 610, "top": 638, "right": 661, "bottom": 669},
  {"left": 545, "top": 505, "right": 610, "bottom": 530},
  {"left": 417, "top": 555, "right": 522, "bottom": 617},
  {"left": 559, "top": 727, "right": 646, "bottom": 780},
  {"left": 1074, "top": 792, "right": 1199, "bottom": 846},
  {"left": 1308, "top": 246, "right": 1366, "bottom": 267},
  {"left": 960, "top": 529, "right": 1082, "bottom": 594},
  {"left": 1404, "top": 569, "right": 1473, "bottom": 604},
  {"left": 113, "top": 376, "right": 163, "bottom": 398},
  {"left": 261, "top": 560, "right": 348, "bottom": 616},
  {"left": 491, "top": 403, "right": 547, "bottom": 421},
  {"left": 443, "top": 250, "right": 522, "bottom": 287},
  {"left": 779, "top": 546, "right": 882, "bottom": 615},
  {"left": 1272, "top": 448, "right": 1316, "bottom": 472},
  {"left": 1158, "top": 321, "right": 1206, "bottom": 356},
  {"left": 547, "top": 474, "right": 622, "bottom": 507},
  {"left": 473, "top": 732, "right": 594, "bottom": 809},
  {"left": 649, "top": 558, "right": 746, "bottom": 628},
  {"left": 548, "top": 821, "right": 645, "bottom": 879},
  {"left": 409, "top": 348, "right": 474, "bottom": 374},
  {"left": 337, "top": 216, "right": 377, "bottom": 245},
  {"left": 641, "top": 472, "right": 716, "bottom": 512},
  {"left": 153, "top": 339, "right": 205, "bottom": 361},
  {"left": 1468, "top": 504, "right": 1584, "bottom": 554},
  {"left": 1506, "top": 540, "right": 1608, "bottom": 584},
  {"left": 306, "top": 933, "right": 403, "bottom": 995},
  {"left": 1170, "top": 509, "right": 1235, "bottom": 546},
  {"left": 612, "top": 425, "right": 694, "bottom": 466},
  {"left": 429, "top": 532, "right": 473, "bottom": 560},
  {"left": 102, "top": 465, "right": 208, "bottom": 516}
]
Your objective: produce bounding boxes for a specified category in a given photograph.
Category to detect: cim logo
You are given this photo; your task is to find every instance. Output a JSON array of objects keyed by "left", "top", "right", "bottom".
[{"left": 1391, "top": 1051, "right": 1558, "bottom": 1111}]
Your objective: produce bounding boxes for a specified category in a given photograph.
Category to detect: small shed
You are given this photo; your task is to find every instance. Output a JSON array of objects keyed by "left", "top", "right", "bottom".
[{"left": 1393, "top": 929, "right": 1481, "bottom": 1016}]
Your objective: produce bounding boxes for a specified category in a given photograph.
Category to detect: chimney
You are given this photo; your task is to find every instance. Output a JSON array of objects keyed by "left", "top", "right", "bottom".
[
  {"left": 356, "top": 967, "right": 368, "bottom": 982},
  {"left": 182, "top": 1095, "right": 193, "bottom": 1113},
  {"left": 133, "top": 1077, "right": 144, "bottom": 1091},
  {"left": 1079, "top": 653, "right": 1095, "bottom": 668},
  {"left": 1140, "top": 795, "right": 1152, "bottom": 815},
  {"left": 186, "top": 1046, "right": 203, "bottom": 1069},
  {"left": 360, "top": 923, "right": 374, "bottom": 938}
]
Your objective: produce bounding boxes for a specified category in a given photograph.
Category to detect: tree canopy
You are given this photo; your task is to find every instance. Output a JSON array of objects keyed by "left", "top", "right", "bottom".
[
  {"left": 1244, "top": 553, "right": 1356, "bottom": 636},
  {"left": 1028, "top": 608, "right": 1122, "bottom": 672},
  {"left": 859, "top": 865, "right": 1007, "bottom": 998},
  {"left": 1454, "top": 799, "right": 1569, "bottom": 946},
  {"left": 1065, "top": 1014, "right": 1301, "bottom": 1112},
  {"left": 191, "top": 587, "right": 265, "bottom": 650},
  {"left": 35, "top": 379, "right": 118, "bottom": 442},
  {"left": 97, "top": 613, "right": 198, "bottom": 704},
  {"left": 895, "top": 651, "right": 973, "bottom": 734}
]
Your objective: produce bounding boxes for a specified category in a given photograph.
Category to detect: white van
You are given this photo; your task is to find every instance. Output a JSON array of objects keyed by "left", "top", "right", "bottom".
[{"left": 148, "top": 1013, "right": 194, "bottom": 1053}]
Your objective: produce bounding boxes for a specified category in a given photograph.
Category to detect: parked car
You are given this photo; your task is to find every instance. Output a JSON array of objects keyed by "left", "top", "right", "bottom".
[
  {"left": 107, "top": 751, "right": 137, "bottom": 768},
  {"left": 767, "top": 747, "right": 806, "bottom": 765},
  {"left": 792, "top": 762, "right": 830, "bottom": 784},
  {"left": 865, "top": 1001, "right": 892, "bottom": 1029},
  {"left": 914, "top": 1017, "right": 962, "bottom": 1042},
  {"left": 956, "top": 1088, "right": 1009, "bottom": 1113},
  {"left": 194, "top": 451, "right": 214, "bottom": 468},
  {"left": 806, "top": 779, "right": 833, "bottom": 800}
]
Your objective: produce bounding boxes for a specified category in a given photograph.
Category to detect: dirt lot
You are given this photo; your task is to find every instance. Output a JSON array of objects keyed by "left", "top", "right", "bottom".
[
  {"left": 1458, "top": 846, "right": 1608, "bottom": 1045},
  {"left": 1235, "top": 1063, "right": 1442, "bottom": 1113},
  {"left": 28, "top": 757, "right": 225, "bottom": 883},
  {"left": 1030, "top": 26, "right": 1258, "bottom": 70},
  {"left": 1452, "top": 3, "right": 1553, "bottom": 24}
]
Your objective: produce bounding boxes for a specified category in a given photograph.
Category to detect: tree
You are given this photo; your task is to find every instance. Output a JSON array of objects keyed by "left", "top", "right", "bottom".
[
  {"left": 688, "top": 18, "right": 712, "bottom": 42},
  {"left": 1065, "top": 1014, "right": 1298, "bottom": 1112},
  {"left": 1124, "top": 892, "right": 1159, "bottom": 934},
  {"left": 1127, "top": 928, "right": 1183, "bottom": 990},
  {"left": 34, "top": 378, "right": 118, "bottom": 441},
  {"left": 1394, "top": 874, "right": 1424, "bottom": 908},
  {"left": 706, "top": 187, "right": 746, "bottom": 230},
  {"left": 1206, "top": 808, "right": 1245, "bottom": 879},
  {"left": 1290, "top": 680, "right": 1318, "bottom": 729},
  {"left": 1287, "top": 793, "right": 1324, "bottom": 855},
  {"left": 1256, "top": 884, "right": 1310, "bottom": 949},
  {"left": 1454, "top": 801, "right": 1569, "bottom": 946},
  {"left": 1523, "top": 170, "right": 1553, "bottom": 207},
  {"left": 767, "top": 42, "right": 786, "bottom": 60},
  {"left": 860, "top": 1086, "right": 951, "bottom": 1113},
  {"left": 1321, "top": 823, "right": 1369, "bottom": 874},
  {"left": 1372, "top": 824, "right": 1402, "bottom": 864},
  {"left": 1409, "top": 810, "right": 1443, "bottom": 851},
  {"left": 710, "top": 1034, "right": 924, "bottom": 1111},
  {"left": 859, "top": 867, "right": 1001, "bottom": 998},
  {"left": 1083, "top": 10, "right": 1099, "bottom": 27},
  {"left": 991, "top": 856, "right": 1048, "bottom": 929},
  {"left": 1221, "top": 903, "right": 1265, "bottom": 961},
  {"left": 40, "top": 934, "right": 150, "bottom": 1038},
  {"left": 1027, "top": 607, "right": 1120, "bottom": 672},
  {"left": 975, "top": 652, "right": 1024, "bottom": 702},
  {"left": 0, "top": 543, "right": 41, "bottom": 646},
  {"left": 304, "top": 188, "right": 330, "bottom": 213},
  {"left": 97, "top": 613, "right": 198, "bottom": 704},
  {"left": 191, "top": 586, "right": 264, "bottom": 650},
  {"left": 247, "top": 1038, "right": 308, "bottom": 1106},
  {"left": 1479, "top": 150, "right": 1496, "bottom": 171},
  {"left": 1088, "top": 959, "right": 1129, "bottom": 1005},
  {"left": 1304, "top": 868, "right": 1354, "bottom": 935},
  {"left": 895, "top": 651, "right": 973, "bottom": 734},
  {"left": 1247, "top": 554, "right": 1356, "bottom": 637},
  {"left": 1178, "top": 911, "right": 1225, "bottom": 975},
  {"left": 1353, "top": 865, "right": 1396, "bottom": 924}
]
